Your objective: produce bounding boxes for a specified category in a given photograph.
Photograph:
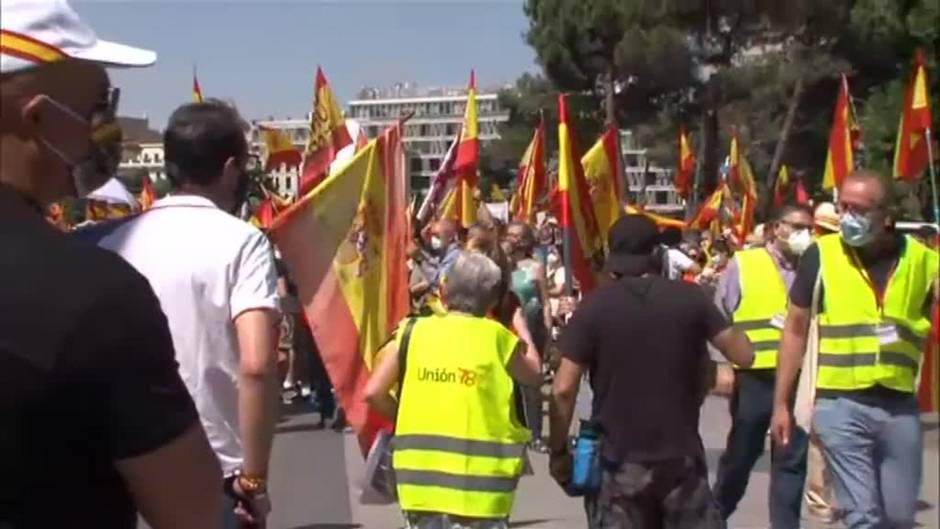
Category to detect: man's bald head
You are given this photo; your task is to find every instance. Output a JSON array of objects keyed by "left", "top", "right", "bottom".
[
  {"left": 432, "top": 219, "right": 458, "bottom": 244},
  {"left": 838, "top": 169, "right": 896, "bottom": 238}
]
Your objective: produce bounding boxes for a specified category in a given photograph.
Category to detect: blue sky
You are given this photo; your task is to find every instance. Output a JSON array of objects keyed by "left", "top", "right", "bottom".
[{"left": 74, "top": 1, "right": 538, "bottom": 128}]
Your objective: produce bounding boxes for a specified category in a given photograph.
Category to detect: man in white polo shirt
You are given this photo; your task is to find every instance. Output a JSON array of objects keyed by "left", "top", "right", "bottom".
[{"left": 92, "top": 100, "right": 281, "bottom": 528}]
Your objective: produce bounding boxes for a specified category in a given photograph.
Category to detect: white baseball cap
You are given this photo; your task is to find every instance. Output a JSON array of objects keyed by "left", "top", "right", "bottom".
[{"left": 1, "top": 0, "right": 156, "bottom": 74}]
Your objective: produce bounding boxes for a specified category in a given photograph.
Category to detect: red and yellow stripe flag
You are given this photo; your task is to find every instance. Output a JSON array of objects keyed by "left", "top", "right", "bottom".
[
  {"left": 272, "top": 122, "right": 409, "bottom": 454},
  {"left": 139, "top": 174, "right": 155, "bottom": 211},
  {"left": 729, "top": 132, "right": 756, "bottom": 197},
  {"left": 300, "top": 66, "right": 353, "bottom": 196},
  {"left": 919, "top": 303, "right": 940, "bottom": 412},
  {"left": 822, "top": 75, "right": 856, "bottom": 190},
  {"left": 894, "top": 49, "right": 933, "bottom": 181},
  {"left": 451, "top": 71, "right": 480, "bottom": 229},
  {"left": 624, "top": 204, "right": 686, "bottom": 230},
  {"left": 773, "top": 164, "right": 790, "bottom": 208},
  {"left": 510, "top": 119, "right": 546, "bottom": 223},
  {"left": 582, "top": 124, "right": 623, "bottom": 247},
  {"left": 689, "top": 182, "right": 728, "bottom": 230},
  {"left": 557, "top": 94, "right": 602, "bottom": 293},
  {"left": 192, "top": 71, "right": 204, "bottom": 103},
  {"left": 260, "top": 126, "right": 303, "bottom": 171},
  {"left": 676, "top": 127, "right": 695, "bottom": 199}
]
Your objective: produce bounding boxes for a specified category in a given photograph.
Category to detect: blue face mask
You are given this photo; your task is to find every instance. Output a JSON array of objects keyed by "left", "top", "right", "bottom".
[{"left": 840, "top": 211, "right": 875, "bottom": 247}]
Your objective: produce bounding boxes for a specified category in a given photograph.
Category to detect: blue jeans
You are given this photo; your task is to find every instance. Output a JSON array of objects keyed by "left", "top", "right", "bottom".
[
  {"left": 713, "top": 371, "right": 807, "bottom": 529},
  {"left": 813, "top": 396, "right": 922, "bottom": 529}
]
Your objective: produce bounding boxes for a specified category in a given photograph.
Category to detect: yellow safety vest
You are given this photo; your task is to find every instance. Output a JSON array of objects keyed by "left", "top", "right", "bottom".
[
  {"left": 732, "top": 248, "right": 789, "bottom": 369},
  {"left": 393, "top": 313, "right": 531, "bottom": 519},
  {"left": 817, "top": 233, "right": 939, "bottom": 393}
]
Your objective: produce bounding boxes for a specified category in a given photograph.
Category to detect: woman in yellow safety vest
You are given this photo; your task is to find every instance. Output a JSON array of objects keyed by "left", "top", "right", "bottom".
[{"left": 365, "top": 251, "right": 543, "bottom": 529}]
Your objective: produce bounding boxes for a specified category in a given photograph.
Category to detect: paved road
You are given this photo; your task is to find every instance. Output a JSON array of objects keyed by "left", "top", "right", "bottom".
[{"left": 262, "top": 397, "right": 939, "bottom": 529}]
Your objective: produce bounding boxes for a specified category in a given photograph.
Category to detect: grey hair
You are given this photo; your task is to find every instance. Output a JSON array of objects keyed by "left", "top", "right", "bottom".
[{"left": 443, "top": 251, "right": 503, "bottom": 316}]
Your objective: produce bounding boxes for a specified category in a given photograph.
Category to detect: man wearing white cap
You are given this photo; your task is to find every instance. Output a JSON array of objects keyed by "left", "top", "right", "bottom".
[{"left": 0, "top": 2, "right": 221, "bottom": 528}]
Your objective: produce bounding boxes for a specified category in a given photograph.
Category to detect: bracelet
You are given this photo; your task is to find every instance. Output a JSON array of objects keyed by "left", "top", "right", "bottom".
[{"left": 235, "top": 471, "right": 267, "bottom": 493}]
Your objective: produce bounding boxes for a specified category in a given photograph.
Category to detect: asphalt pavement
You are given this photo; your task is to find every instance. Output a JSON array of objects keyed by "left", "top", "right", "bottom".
[{"left": 259, "top": 397, "right": 939, "bottom": 529}]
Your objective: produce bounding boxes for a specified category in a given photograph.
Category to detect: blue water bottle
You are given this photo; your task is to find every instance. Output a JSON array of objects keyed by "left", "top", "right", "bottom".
[{"left": 569, "top": 420, "right": 601, "bottom": 495}]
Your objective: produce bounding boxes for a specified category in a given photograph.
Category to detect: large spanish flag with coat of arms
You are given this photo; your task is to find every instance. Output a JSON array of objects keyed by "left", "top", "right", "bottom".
[{"left": 271, "top": 123, "right": 409, "bottom": 454}]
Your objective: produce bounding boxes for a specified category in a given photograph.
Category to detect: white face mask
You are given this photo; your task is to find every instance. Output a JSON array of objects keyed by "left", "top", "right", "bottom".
[
  {"left": 430, "top": 236, "right": 444, "bottom": 251},
  {"left": 546, "top": 252, "right": 560, "bottom": 266},
  {"left": 785, "top": 229, "right": 813, "bottom": 256}
]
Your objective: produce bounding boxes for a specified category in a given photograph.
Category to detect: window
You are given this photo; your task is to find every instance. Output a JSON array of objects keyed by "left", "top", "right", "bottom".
[
  {"left": 429, "top": 158, "right": 440, "bottom": 171},
  {"left": 410, "top": 156, "right": 423, "bottom": 173}
]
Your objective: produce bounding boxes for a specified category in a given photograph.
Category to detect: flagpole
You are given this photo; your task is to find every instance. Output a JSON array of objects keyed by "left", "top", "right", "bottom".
[{"left": 925, "top": 127, "right": 939, "bottom": 225}]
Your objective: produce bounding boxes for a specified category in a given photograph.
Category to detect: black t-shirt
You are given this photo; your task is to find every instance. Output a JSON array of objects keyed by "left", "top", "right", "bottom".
[
  {"left": 0, "top": 188, "right": 200, "bottom": 528},
  {"left": 559, "top": 276, "right": 730, "bottom": 463}
]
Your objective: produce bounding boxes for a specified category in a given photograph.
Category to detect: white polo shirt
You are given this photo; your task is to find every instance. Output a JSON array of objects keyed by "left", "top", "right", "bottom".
[{"left": 95, "top": 194, "right": 280, "bottom": 474}]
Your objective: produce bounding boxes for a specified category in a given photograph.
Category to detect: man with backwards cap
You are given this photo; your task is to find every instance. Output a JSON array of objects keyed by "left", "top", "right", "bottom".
[{"left": 0, "top": 2, "right": 221, "bottom": 528}]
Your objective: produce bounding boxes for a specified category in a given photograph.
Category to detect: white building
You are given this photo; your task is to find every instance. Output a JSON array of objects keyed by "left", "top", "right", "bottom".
[
  {"left": 247, "top": 116, "right": 309, "bottom": 197},
  {"left": 620, "top": 130, "right": 684, "bottom": 215},
  {"left": 348, "top": 84, "right": 509, "bottom": 191},
  {"left": 119, "top": 142, "right": 166, "bottom": 182}
]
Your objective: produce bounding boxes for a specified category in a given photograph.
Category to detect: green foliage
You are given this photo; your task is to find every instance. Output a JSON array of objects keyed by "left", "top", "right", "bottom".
[{"left": 517, "top": 0, "right": 939, "bottom": 221}]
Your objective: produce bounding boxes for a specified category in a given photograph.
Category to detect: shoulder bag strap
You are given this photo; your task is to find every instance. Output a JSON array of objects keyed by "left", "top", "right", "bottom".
[{"left": 396, "top": 317, "right": 418, "bottom": 401}]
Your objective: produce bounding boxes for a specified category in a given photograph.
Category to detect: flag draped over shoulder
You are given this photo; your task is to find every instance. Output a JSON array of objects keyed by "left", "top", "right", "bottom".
[
  {"left": 822, "top": 75, "right": 856, "bottom": 191},
  {"left": 300, "top": 66, "right": 353, "bottom": 196},
  {"left": 510, "top": 119, "right": 546, "bottom": 223},
  {"left": 894, "top": 49, "right": 933, "bottom": 182},
  {"left": 581, "top": 125, "right": 623, "bottom": 246},
  {"left": 272, "top": 123, "right": 409, "bottom": 454},
  {"left": 451, "top": 71, "right": 480, "bottom": 228},
  {"left": 261, "top": 126, "right": 303, "bottom": 171},
  {"left": 676, "top": 127, "right": 695, "bottom": 199},
  {"left": 557, "top": 94, "right": 602, "bottom": 293}
]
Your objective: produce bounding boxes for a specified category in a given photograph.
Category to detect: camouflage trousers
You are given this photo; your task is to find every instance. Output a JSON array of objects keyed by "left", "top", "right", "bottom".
[
  {"left": 584, "top": 456, "right": 725, "bottom": 529},
  {"left": 404, "top": 512, "right": 508, "bottom": 529}
]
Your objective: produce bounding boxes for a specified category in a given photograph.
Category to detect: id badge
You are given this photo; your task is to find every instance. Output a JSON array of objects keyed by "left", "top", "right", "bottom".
[
  {"left": 875, "top": 323, "right": 900, "bottom": 345},
  {"left": 770, "top": 313, "right": 787, "bottom": 330}
]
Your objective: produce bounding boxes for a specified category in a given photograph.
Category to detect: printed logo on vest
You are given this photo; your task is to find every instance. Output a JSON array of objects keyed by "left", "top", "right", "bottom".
[{"left": 417, "top": 367, "right": 478, "bottom": 386}]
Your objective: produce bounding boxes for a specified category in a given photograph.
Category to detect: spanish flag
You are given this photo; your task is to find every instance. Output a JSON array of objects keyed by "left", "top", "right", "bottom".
[
  {"left": 510, "top": 119, "right": 546, "bottom": 223},
  {"left": 689, "top": 182, "right": 728, "bottom": 231},
  {"left": 452, "top": 71, "right": 480, "bottom": 229},
  {"left": 894, "top": 49, "right": 933, "bottom": 182},
  {"left": 300, "top": 66, "right": 353, "bottom": 196},
  {"left": 557, "top": 94, "right": 602, "bottom": 293},
  {"left": 192, "top": 70, "right": 204, "bottom": 103},
  {"left": 582, "top": 124, "right": 623, "bottom": 247},
  {"left": 261, "top": 126, "right": 303, "bottom": 171},
  {"left": 271, "top": 122, "right": 409, "bottom": 454},
  {"left": 773, "top": 164, "right": 790, "bottom": 208},
  {"left": 139, "top": 174, "right": 155, "bottom": 211},
  {"left": 624, "top": 204, "right": 686, "bottom": 230},
  {"left": 822, "top": 75, "right": 856, "bottom": 191},
  {"left": 676, "top": 127, "right": 695, "bottom": 199},
  {"left": 728, "top": 133, "right": 757, "bottom": 244}
]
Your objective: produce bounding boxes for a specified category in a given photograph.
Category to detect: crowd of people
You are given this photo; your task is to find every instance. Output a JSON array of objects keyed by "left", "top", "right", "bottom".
[{"left": 2, "top": 2, "right": 938, "bottom": 529}]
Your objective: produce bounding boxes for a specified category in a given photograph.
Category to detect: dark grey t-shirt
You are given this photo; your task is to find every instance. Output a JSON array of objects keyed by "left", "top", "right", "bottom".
[{"left": 560, "top": 276, "right": 730, "bottom": 463}]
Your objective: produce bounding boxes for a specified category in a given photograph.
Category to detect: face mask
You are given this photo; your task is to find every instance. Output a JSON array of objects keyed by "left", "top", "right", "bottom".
[
  {"left": 39, "top": 91, "right": 121, "bottom": 198},
  {"left": 840, "top": 211, "right": 875, "bottom": 248},
  {"left": 547, "top": 252, "right": 560, "bottom": 266},
  {"left": 430, "top": 236, "right": 444, "bottom": 251},
  {"left": 785, "top": 229, "right": 813, "bottom": 256}
]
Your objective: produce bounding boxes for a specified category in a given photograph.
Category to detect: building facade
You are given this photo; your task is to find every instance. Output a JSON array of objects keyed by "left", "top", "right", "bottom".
[
  {"left": 620, "top": 130, "right": 684, "bottom": 215},
  {"left": 348, "top": 85, "right": 509, "bottom": 192}
]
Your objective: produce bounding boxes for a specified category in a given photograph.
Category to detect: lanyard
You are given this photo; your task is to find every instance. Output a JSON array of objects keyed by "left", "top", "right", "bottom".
[{"left": 847, "top": 247, "right": 899, "bottom": 314}]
